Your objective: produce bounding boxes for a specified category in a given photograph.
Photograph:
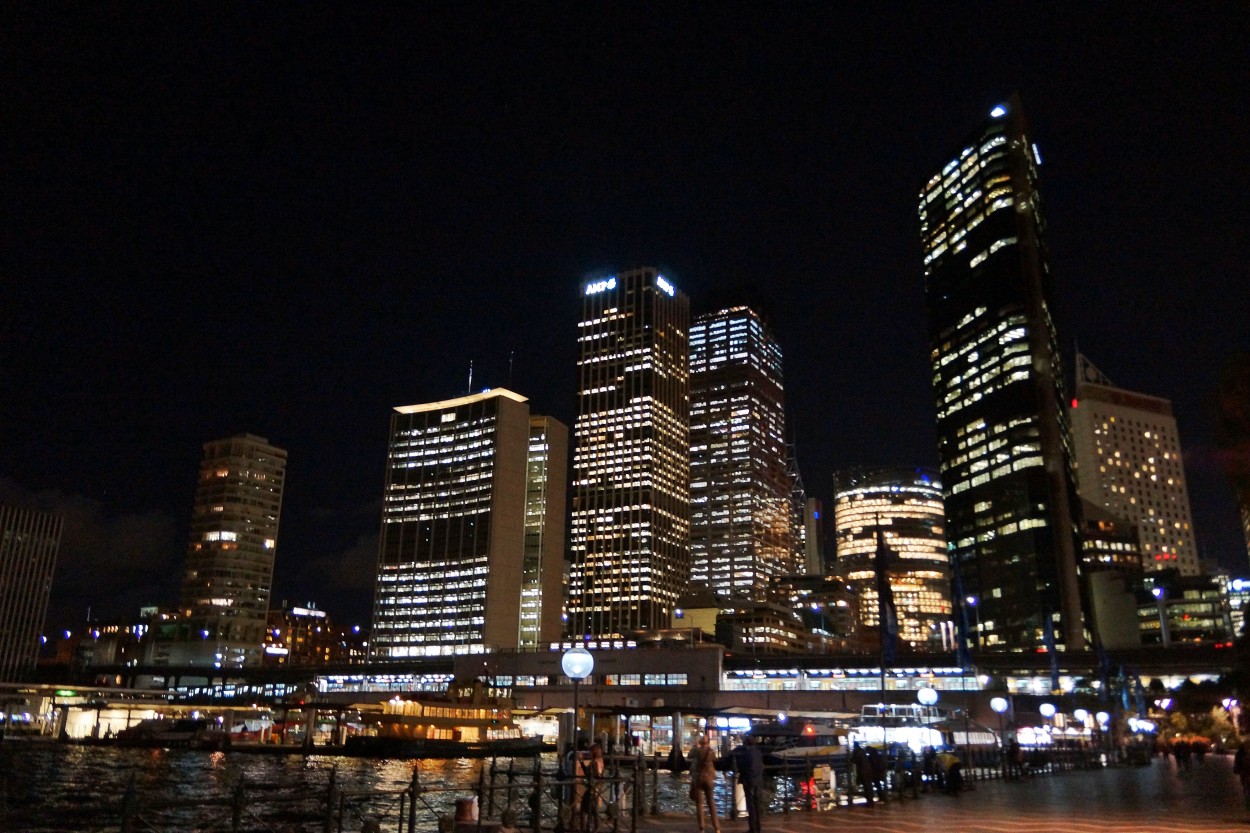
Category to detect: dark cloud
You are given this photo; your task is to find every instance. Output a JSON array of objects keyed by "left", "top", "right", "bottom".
[{"left": 0, "top": 478, "right": 179, "bottom": 632}]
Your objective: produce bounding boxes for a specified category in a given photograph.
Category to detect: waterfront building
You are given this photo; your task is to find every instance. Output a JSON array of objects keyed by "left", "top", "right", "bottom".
[
  {"left": 371, "top": 389, "right": 559, "bottom": 659},
  {"left": 833, "top": 468, "right": 952, "bottom": 652},
  {"left": 919, "top": 97, "right": 1085, "bottom": 651},
  {"left": 1079, "top": 500, "right": 1144, "bottom": 575},
  {"left": 263, "top": 602, "right": 367, "bottom": 667},
  {"left": 177, "top": 433, "right": 287, "bottom": 668},
  {"left": 769, "top": 573, "right": 860, "bottom": 647},
  {"left": 1228, "top": 577, "right": 1250, "bottom": 638},
  {"left": 1139, "top": 571, "right": 1233, "bottom": 646},
  {"left": 1070, "top": 354, "right": 1200, "bottom": 576},
  {"left": 689, "top": 306, "right": 793, "bottom": 599},
  {"left": 0, "top": 504, "right": 61, "bottom": 681},
  {"left": 519, "top": 416, "right": 569, "bottom": 647},
  {"left": 568, "top": 268, "right": 691, "bottom": 639}
]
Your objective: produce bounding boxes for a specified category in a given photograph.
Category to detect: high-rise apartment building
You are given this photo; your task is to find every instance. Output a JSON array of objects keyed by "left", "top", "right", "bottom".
[
  {"left": 0, "top": 504, "right": 61, "bottom": 681},
  {"left": 689, "top": 306, "right": 794, "bottom": 599},
  {"left": 179, "top": 433, "right": 286, "bottom": 668},
  {"left": 371, "top": 389, "right": 560, "bottom": 658},
  {"left": 919, "top": 97, "right": 1085, "bottom": 651},
  {"left": 832, "top": 468, "right": 952, "bottom": 652},
  {"left": 568, "top": 267, "right": 691, "bottom": 639},
  {"left": 1070, "top": 354, "right": 1200, "bottom": 576},
  {"left": 520, "top": 416, "right": 569, "bottom": 647}
]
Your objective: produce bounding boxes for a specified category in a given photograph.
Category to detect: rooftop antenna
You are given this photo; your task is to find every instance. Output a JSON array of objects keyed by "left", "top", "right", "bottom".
[
  {"left": 467, "top": 360, "right": 474, "bottom": 394},
  {"left": 508, "top": 350, "right": 515, "bottom": 389}
]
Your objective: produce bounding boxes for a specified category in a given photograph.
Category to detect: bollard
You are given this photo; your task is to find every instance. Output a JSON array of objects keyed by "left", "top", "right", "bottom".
[
  {"left": 231, "top": 778, "right": 246, "bottom": 833},
  {"left": 650, "top": 753, "right": 659, "bottom": 815},
  {"left": 119, "top": 771, "right": 138, "bottom": 833}
]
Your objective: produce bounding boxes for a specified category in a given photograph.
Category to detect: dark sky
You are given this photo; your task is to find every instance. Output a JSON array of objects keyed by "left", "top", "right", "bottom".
[{"left": 4, "top": 4, "right": 1249, "bottom": 634}]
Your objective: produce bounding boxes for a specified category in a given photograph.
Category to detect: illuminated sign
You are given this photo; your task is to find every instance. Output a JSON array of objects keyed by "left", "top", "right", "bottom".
[
  {"left": 292, "top": 607, "right": 327, "bottom": 618},
  {"left": 990, "top": 104, "right": 1007, "bottom": 118},
  {"left": 585, "top": 277, "right": 617, "bottom": 295},
  {"left": 655, "top": 275, "right": 675, "bottom": 296}
]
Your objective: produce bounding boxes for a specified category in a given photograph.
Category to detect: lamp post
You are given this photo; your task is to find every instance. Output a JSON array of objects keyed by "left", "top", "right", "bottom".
[
  {"left": 1039, "top": 702, "right": 1056, "bottom": 764},
  {"left": 991, "top": 696, "right": 1010, "bottom": 778},
  {"left": 966, "top": 596, "right": 981, "bottom": 651},
  {"left": 1151, "top": 587, "right": 1171, "bottom": 647},
  {"left": 562, "top": 645, "right": 594, "bottom": 751},
  {"left": 1096, "top": 711, "right": 1111, "bottom": 759}
]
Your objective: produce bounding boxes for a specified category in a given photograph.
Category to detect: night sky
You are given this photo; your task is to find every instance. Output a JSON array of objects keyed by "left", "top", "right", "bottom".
[{"left": 5, "top": 4, "right": 1249, "bottom": 634}]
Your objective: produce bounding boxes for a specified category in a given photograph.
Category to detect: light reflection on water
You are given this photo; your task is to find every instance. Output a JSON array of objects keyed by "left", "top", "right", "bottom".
[{"left": 0, "top": 744, "right": 723, "bottom": 832}]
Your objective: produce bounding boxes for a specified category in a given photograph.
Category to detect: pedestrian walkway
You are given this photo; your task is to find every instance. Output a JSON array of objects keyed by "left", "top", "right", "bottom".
[{"left": 641, "top": 754, "right": 1248, "bottom": 833}]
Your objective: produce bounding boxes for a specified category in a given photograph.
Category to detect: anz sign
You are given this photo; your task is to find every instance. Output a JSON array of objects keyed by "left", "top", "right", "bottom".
[
  {"left": 585, "top": 277, "right": 617, "bottom": 295},
  {"left": 655, "top": 275, "right": 675, "bottom": 296}
]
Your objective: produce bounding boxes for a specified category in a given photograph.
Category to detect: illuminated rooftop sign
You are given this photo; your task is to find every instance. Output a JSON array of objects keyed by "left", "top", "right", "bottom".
[
  {"left": 585, "top": 277, "right": 617, "bottom": 295},
  {"left": 655, "top": 275, "right": 675, "bottom": 296},
  {"left": 990, "top": 104, "right": 1007, "bottom": 118}
]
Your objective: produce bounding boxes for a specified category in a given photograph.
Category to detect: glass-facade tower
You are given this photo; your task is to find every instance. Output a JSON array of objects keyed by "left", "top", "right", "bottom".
[
  {"left": 833, "top": 468, "right": 952, "bottom": 652},
  {"left": 919, "top": 98, "right": 1085, "bottom": 652},
  {"left": 689, "top": 306, "right": 794, "bottom": 598},
  {"left": 520, "top": 415, "right": 568, "bottom": 647},
  {"left": 371, "top": 389, "right": 534, "bottom": 658},
  {"left": 0, "top": 504, "right": 61, "bottom": 682},
  {"left": 569, "top": 267, "right": 690, "bottom": 639}
]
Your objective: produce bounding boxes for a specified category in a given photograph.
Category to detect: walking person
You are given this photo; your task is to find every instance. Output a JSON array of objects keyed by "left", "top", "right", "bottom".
[
  {"left": 1234, "top": 742, "right": 1250, "bottom": 810},
  {"left": 689, "top": 733, "right": 721, "bottom": 833},
  {"left": 732, "top": 736, "right": 765, "bottom": 833}
]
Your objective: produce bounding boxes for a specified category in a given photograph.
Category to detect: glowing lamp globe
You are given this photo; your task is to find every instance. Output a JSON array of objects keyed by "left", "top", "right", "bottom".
[
  {"left": 562, "top": 645, "right": 594, "bottom": 681},
  {"left": 990, "top": 697, "right": 1008, "bottom": 714},
  {"left": 1073, "top": 708, "right": 1089, "bottom": 724},
  {"left": 1039, "top": 702, "right": 1056, "bottom": 719},
  {"left": 917, "top": 687, "right": 939, "bottom": 706}
]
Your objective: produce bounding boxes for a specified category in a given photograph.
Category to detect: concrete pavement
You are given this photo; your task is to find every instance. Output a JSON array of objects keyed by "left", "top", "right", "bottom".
[{"left": 639, "top": 753, "right": 1248, "bottom": 833}]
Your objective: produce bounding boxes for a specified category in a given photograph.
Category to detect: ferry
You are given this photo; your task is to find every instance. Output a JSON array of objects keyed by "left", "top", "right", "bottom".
[
  {"left": 847, "top": 703, "right": 997, "bottom": 753},
  {"left": 743, "top": 718, "right": 851, "bottom": 768},
  {"left": 344, "top": 680, "right": 543, "bottom": 758}
]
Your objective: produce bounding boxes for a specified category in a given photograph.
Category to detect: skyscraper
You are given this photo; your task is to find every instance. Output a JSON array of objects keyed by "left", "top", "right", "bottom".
[
  {"left": 370, "top": 389, "right": 554, "bottom": 658},
  {"left": 689, "top": 306, "right": 794, "bottom": 599},
  {"left": 520, "top": 415, "right": 569, "bottom": 647},
  {"left": 568, "top": 267, "right": 691, "bottom": 639},
  {"left": 0, "top": 504, "right": 61, "bottom": 682},
  {"left": 832, "top": 468, "right": 952, "bottom": 652},
  {"left": 919, "top": 97, "right": 1086, "bottom": 651},
  {"left": 179, "top": 433, "right": 286, "bottom": 668},
  {"left": 1070, "top": 354, "right": 1200, "bottom": 576}
]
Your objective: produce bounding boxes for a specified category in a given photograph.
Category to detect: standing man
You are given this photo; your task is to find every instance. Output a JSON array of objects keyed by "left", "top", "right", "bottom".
[
  {"left": 689, "top": 733, "right": 721, "bottom": 833},
  {"left": 733, "top": 736, "right": 765, "bottom": 833}
]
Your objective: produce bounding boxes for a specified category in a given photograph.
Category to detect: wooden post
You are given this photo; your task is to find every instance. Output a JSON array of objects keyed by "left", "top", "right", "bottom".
[
  {"left": 231, "top": 778, "right": 245, "bottom": 832},
  {"left": 650, "top": 753, "right": 659, "bottom": 815},
  {"left": 323, "top": 766, "right": 337, "bottom": 833},
  {"left": 530, "top": 758, "right": 543, "bottom": 833},
  {"left": 119, "top": 771, "right": 138, "bottom": 833},
  {"left": 409, "top": 767, "right": 420, "bottom": 833}
]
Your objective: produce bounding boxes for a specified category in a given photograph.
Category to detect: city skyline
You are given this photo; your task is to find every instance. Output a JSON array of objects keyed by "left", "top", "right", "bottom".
[{"left": 5, "top": 6, "right": 1248, "bottom": 631}]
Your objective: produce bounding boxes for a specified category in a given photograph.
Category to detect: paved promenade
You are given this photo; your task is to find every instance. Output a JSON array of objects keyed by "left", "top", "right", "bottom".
[{"left": 642, "top": 754, "right": 1247, "bottom": 833}]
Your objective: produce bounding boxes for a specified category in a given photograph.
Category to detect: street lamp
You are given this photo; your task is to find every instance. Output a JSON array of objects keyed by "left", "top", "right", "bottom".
[
  {"left": 1151, "top": 587, "right": 1171, "bottom": 647},
  {"left": 917, "top": 686, "right": 939, "bottom": 707},
  {"left": 991, "top": 696, "right": 1009, "bottom": 776},
  {"left": 562, "top": 645, "right": 594, "bottom": 750},
  {"left": 966, "top": 595, "right": 981, "bottom": 650},
  {"left": 1039, "top": 701, "right": 1056, "bottom": 741}
]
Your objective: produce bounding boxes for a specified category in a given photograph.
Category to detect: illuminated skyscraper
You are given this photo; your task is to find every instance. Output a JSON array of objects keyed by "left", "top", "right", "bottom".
[
  {"left": 1070, "top": 354, "right": 1200, "bottom": 576},
  {"left": 520, "top": 415, "right": 568, "bottom": 647},
  {"left": 689, "top": 306, "right": 793, "bottom": 599},
  {"left": 569, "top": 267, "right": 690, "bottom": 639},
  {"left": 832, "top": 468, "right": 952, "bottom": 652},
  {"left": 179, "top": 433, "right": 286, "bottom": 668},
  {"left": 919, "top": 97, "right": 1086, "bottom": 651},
  {"left": 0, "top": 504, "right": 60, "bottom": 682},
  {"left": 371, "top": 389, "right": 558, "bottom": 658}
]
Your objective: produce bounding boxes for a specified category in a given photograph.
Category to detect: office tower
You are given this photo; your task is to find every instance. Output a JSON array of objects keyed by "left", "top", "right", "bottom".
[
  {"left": 804, "top": 497, "right": 827, "bottom": 575},
  {"left": 1215, "top": 353, "right": 1250, "bottom": 564},
  {"left": 786, "top": 451, "right": 809, "bottom": 575},
  {"left": 1078, "top": 500, "right": 1143, "bottom": 574},
  {"left": 0, "top": 505, "right": 61, "bottom": 681},
  {"left": 1070, "top": 354, "right": 1200, "bottom": 575},
  {"left": 689, "top": 306, "right": 793, "bottom": 599},
  {"left": 519, "top": 416, "right": 568, "bottom": 647},
  {"left": 177, "top": 433, "right": 286, "bottom": 668},
  {"left": 833, "top": 468, "right": 952, "bottom": 652},
  {"left": 919, "top": 97, "right": 1085, "bottom": 651},
  {"left": 569, "top": 267, "right": 691, "bottom": 639},
  {"left": 371, "top": 389, "right": 551, "bottom": 658}
]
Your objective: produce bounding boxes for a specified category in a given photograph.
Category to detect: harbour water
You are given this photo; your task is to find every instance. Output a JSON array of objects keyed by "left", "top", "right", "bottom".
[{"left": 0, "top": 743, "right": 705, "bottom": 832}]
